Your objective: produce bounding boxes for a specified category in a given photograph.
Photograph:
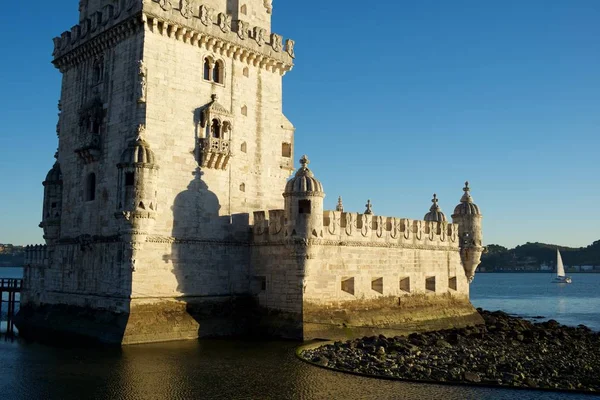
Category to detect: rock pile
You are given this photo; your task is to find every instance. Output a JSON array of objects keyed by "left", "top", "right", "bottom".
[{"left": 300, "top": 309, "right": 600, "bottom": 392}]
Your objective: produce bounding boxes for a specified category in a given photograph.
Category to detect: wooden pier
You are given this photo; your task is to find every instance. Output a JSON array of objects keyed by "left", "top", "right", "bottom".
[{"left": 0, "top": 278, "right": 22, "bottom": 338}]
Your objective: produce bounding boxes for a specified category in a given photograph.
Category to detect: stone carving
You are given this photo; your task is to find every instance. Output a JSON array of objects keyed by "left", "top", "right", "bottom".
[
  {"left": 263, "top": 0, "right": 273, "bottom": 14},
  {"left": 218, "top": 13, "right": 231, "bottom": 33},
  {"left": 345, "top": 213, "right": 354, "bottom": 236},
  {"left": 137, "top": 123, "right": 146, "bottom": 138},
  {"left": 403, "top": 219, "right": 411, "bottom": 239},
  {"left": 376, "top": 216, "right": 384, "bottom": 238},
  {"left": 364, "top": 200, "right": 373, "bottom": 215},
  {"left": 285, "top": 39, "right": 295, "bottom": 58},
  {"left": 360, "top": 214, "right": 371, "bottom": 237},
  {"left": 159, "top": 0, "right": 172, "bottom": 11},
  {"left": 254, "top": 27, "right": 265, "bottom": 46},
  {"left": 180, "top": 0, "right": 194, "bottom": 19},
  {"left": 90, "top": 12, "right": 99, "bottom": 32},
  {"left": 137, "top": 60, "right": 147, "bottom": 103},
  {"left": 236, "top": 20, "right": 248, "bottom": 40},
  {"left": 415, "top": 220, "right": 423, "bottom": 240},
  {"left": 80, "top": 19, "right": 89, "bottom": 39},
  {"left": 199, "top": 5, "right": 214, "bottom": 26},
  {"left": 336, "top": 196, "right": 344, "bottom": 212},
  {"left": 271, "top": 33, "right": 282, "bottom": 52}
]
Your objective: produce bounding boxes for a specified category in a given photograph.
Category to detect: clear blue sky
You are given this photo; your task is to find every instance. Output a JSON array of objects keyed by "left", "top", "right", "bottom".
[{"left": 0, "top": 0, "right": 598, "bottom": 248}]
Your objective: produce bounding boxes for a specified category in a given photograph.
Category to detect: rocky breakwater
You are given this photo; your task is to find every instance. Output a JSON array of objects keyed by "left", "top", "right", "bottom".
[{"left": 300, "top": 309, "right": 600, "bottom": 393}]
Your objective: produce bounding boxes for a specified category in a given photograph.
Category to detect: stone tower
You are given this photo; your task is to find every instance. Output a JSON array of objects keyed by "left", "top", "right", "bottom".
[
  {"left": 283, "top": 155, "right": 325, "bottom": 238},
  {"left": 451, "top": 182, "right": 484, "bottom": 282},
  {"left": 19, "top": 0, "right": 297, "bottom": 344}
]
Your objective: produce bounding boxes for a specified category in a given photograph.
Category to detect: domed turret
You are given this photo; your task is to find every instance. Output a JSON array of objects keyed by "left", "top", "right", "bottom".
[
  {"left": 283, "top": 155, "right": 325, "bottom": 238},
  {"left": 451, "top": 181, "right": 483, "bottom": 283},
  {"left": 40, "top": 161, "right": 63, "bottom": 244},
  {"left": 424, "top": 194, "right": 446, "bottom": 222},
  {"left": 119, "top": 136, "right": 156, "bottom": 165},
  {"left": 284, "top": 155, "right": 324, "bottom": 195},
  {"left": 453, "top": 182, "right": 481, "bottom": 216},
  {"left": 115, "top": 126, "right": 159, "bottom": 239}
]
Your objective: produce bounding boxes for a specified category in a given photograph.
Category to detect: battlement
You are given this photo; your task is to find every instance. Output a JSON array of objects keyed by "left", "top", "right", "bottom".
[
  {"left": 144, "top": 0, "right": 294, "bottom": 75},
  {"left": 52, "top": 0, "right": 294, "bottom": 75},
  {"left": 52, "top": 0, "right": 142, "bottom": 70},
  {"left": 252, "top": 209, "right": 460, "bottom": 250},
  {"left": 24, "top": 245, "right": 49, "bottom": 267}
]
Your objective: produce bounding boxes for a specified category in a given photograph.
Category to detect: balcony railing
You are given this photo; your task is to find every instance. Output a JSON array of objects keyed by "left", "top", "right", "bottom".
[{"left": 198, "top": 137, "right": 231, "bottom": 170}]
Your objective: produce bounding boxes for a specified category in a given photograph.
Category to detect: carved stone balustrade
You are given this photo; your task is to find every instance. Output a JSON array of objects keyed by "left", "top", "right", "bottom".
[
  {"left": 75, "top": 134, "right": 101, "bottom": 163},
  {"left": 198, "top": 137, "right": 231, "bottom": 170}
]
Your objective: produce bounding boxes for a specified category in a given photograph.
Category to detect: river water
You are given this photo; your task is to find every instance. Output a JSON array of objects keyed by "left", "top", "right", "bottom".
[{"left": 1, "top": 269, "right": 597, "bottom": 400}]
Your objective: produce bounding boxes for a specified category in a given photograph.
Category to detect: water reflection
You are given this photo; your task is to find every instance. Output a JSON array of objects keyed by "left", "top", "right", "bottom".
[{"left": 0, "top": 339, "right": 590, "bottom": 400}]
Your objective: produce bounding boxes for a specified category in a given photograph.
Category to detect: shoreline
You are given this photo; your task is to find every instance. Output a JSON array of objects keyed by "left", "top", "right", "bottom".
[{"left": 298, "top": 309, "right": 600, "bottom": 394}]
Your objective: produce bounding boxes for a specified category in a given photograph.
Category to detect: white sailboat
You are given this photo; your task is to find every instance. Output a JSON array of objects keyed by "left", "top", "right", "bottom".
[{"left": 553, "top": 249, "right": 572, "bottom": 284}]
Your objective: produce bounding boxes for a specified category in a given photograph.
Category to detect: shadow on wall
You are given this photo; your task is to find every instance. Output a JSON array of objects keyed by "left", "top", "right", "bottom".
[{"left": 164, "top": 167, "right": 254, "bottom": 338}]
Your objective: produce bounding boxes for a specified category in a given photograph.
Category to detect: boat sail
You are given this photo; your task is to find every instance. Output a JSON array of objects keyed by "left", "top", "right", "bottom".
[{"left": 554, "top": 249, "right": 572, "bottom": 284}]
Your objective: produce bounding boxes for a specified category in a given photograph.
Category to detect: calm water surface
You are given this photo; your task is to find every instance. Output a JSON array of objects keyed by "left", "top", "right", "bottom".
[
  {"left": 471, "top": 273, "right": 600, "bottom": 331},
  {"left": 1, "top": 268, "right": 598, "bottom": 400}
]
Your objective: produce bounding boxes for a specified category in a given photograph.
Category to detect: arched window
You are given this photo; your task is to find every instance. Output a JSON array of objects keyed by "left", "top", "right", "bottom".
[
  {"left": 243, "top": 67, "right": 249, "bottom": 77},
  {"left": 211, "top": 119, "right": 221, "bottom": 138},
  {"left": 240, "top": 4, "right": 247, "bottom": 15},
  {"left": 86, "top": 173, "right": 96, "bottom": 201},
  {"left": 203, "top": 58, "right": 211, "bottom": 80},
  {"left": 213, "top": 60, "right": 224, "bottom": 84}
]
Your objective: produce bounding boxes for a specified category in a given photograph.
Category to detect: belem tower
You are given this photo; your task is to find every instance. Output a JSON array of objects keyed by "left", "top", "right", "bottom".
[{"left": 18, "top": 0, "right": 485, "bottom": 344}]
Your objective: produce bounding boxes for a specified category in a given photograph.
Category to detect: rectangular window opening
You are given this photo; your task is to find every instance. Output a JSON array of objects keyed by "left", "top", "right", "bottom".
[
  {"left": 449, "top": 276, "right": 457, "bottom": 291},
  {"left": 399, "top": 277, "right": 410, "bottom": 293},
  {"left": 341, "top": 277, "right": 355, "bottom": 295},
  {"left": 425, "top": 276, "right": 436, "bottom": 293},
  {"left": 298, "top": 200, "right": 311, "bottom": 214},
  {"left": 371, "top": 277, "right": 383, "bottom": 294}
]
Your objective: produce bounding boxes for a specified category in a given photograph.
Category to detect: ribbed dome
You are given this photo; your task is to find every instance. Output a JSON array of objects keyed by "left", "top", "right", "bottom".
[
  {"left": 424, "top": 194, "right": 446, "bottom": 222},
  {"left": 120, "top": 136, "right": 156, "bottom": 165},
  {"left": 284, "top": 155, "right": 324, "bottom": 196},
  {"left": 44, "top": 162, "right": 62, "bottom": 184},
  {"left": 453, "top": 181, "right": 481, "bottom": 216}
]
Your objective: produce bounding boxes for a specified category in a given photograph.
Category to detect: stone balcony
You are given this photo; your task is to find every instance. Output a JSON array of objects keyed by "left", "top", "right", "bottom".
[{"left": 198, "top": 137, "right": 231, "bottom": 170}]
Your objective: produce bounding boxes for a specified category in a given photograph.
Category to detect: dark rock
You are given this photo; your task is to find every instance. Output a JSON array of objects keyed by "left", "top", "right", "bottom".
[{"left": 464, "top": 371, "right": 481, "bottom": 383}]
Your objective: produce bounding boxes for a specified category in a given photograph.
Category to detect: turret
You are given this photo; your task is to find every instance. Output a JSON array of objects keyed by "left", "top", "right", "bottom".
[
  {"left": 39, "top": 161, "right": 63, "bottom": 244},
  {"left": 283, "top": 155, "right": 325, "bottom": 238},
  {"left": 424, "top": 193, "right": 446, "bottom": 222},
  {"left": 115, "top": 126, "right": 159, "bottom": 239},
  {"left": 451, "top": 181, "right": 483, "bottom": 282}
]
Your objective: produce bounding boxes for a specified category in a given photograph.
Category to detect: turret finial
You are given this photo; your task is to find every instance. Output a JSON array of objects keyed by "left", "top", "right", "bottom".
[
  {"left": 136, "top": 124, "right": 146, "bottom": 141},
  {"left": 432, "top": 193, "right": 438, "bottom": 205},
  {"left": 336, "top": 196, "right": 344, "bottom": 212},
  {"left": 364, "top": 199, "right": 373, "bottom": 215},
  {"left": 211, "top": 93, "right": 218, "bottom": 101},
  {"left": 463, "top": 181, "right": 470, "bottom": 192},
  {"left": 299, "top": 155, "right": 309, "bottom": 168}
]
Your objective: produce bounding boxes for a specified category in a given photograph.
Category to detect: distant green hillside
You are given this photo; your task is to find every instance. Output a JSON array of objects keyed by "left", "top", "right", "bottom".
[
  {"left": 0, "top": 244, "right": 25, "bottom": 267},
  {"left": 481, "top": 240, "right": 600, "bottom": 271}
]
